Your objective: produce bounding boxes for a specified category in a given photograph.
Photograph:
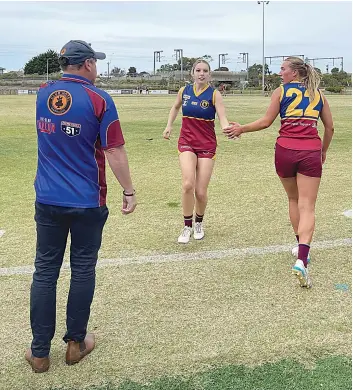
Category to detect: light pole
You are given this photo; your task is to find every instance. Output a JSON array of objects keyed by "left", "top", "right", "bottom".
[
  {"left": 258, "top": 1, "right": 269, "bottom": 95},
  {"left": 218, "top": 53, "right": 228, "bottom": 69},
  {"left": 239, "top": 52, "right": 249, "bottom": 80},
  {"left": 174, "top": 49, "right": 183, "bottom": 81},
  {"left": 107, "top": 53, "right": 115, "bottom": 79},
  {"left": 46, "top": 58, "right": 49, "bottom": 81},
  {"left": 153, "top": 50, "right": 163, "bottom": 76}
]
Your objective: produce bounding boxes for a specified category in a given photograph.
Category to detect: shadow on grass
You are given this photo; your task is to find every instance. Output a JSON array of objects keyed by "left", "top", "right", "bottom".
[{"left": 48, "top": 355, "right": 351, "bottom": 390}]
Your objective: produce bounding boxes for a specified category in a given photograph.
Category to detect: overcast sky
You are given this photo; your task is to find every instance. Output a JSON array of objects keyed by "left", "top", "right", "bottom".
[{"left": 0, "top": 0, "right": 351, "bottom": 74}]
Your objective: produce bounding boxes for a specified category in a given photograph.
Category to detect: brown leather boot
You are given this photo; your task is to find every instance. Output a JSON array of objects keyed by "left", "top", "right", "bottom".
[
  {"left": 25, "top": 349, "right": 50, "bottom": 373},
  {"left": 66, "top": 333, "right": 95, "bottom": 365}
]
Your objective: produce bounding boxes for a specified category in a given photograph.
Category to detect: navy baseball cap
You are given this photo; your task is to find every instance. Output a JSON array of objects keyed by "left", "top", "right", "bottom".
[{"left": 59, "top": 40, "right": 106, "bottom": 65}]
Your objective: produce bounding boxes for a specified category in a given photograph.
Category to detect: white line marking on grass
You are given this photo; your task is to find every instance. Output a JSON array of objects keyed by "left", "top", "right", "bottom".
[
  {"left": 343, "top": 209, "right": 352, "bottom": 218},
  {"left": 0, "top": 230, "right": 5, "bottom": 238},
  {"left": 0, "top": 238, "right": 351, "bottom": 277}
]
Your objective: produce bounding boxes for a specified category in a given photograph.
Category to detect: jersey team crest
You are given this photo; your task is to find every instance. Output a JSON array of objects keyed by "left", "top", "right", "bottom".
[
  {"left": 47, "top": 90, "right": 72, "bottom": 115},
  {"left": 200, "top": 100, "right": 209, "bottom": 109}
]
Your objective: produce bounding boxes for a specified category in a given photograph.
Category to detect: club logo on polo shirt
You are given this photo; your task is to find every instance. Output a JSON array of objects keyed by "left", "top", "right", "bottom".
[
  {"left": 200, "top": 100, "right": 209, "bottom": 109},
  {"left": 47, "top": 90, "right": 72, "bottom": 115}
]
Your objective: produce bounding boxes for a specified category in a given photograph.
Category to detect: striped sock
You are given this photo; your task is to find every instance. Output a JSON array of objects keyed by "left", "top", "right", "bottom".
[
  {"left": 184, "top": 215, "right": 193, "bottom": 228},
  {"left": 195, "top": 213, "right": 204, "bottom": 223}
]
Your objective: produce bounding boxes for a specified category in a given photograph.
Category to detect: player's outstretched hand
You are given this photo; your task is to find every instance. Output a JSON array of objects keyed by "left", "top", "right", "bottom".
[{"left": 223, "top": 122, "right": 243, "bottom": 139}]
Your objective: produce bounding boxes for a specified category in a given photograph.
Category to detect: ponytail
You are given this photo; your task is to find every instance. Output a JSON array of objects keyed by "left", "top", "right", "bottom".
[
  {"left": 285, "top": 57, "right": 321, "bottom": 101},
  {"left": 303, "top": 62, "right": 321, "bottom": 101}
]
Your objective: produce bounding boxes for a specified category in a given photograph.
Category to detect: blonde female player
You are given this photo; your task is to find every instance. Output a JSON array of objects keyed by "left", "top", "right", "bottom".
[
  {"left": 223, "top": 57, "right": 334, "bottom": 288},
  {"left": 163, "top": 59, "right": 230, "bottom": 243}
]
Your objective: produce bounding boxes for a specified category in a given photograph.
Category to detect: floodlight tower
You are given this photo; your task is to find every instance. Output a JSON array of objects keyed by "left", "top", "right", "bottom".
[
  {"left": 239, "top": 52, "right": 249, "bottom": 80},
  {"left": 218, "top": 53, "right": 228, "bottom": 69},
  {"left": 306, "top": 57, "right": 344, "bottom": 72},
  {"left": 174, "top": 49, "right": 184, "bottom": 80},
  {"left": 153, "top": 50, "right": 163, "bottom": 76}
]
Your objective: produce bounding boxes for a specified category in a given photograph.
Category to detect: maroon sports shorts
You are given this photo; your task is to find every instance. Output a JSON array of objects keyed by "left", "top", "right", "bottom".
[
  {"left": 178, "top": 144, "right": 216, "bottom": 159},
  {"left": 275, "top": 143, "right": 322, "bottom": 178}
]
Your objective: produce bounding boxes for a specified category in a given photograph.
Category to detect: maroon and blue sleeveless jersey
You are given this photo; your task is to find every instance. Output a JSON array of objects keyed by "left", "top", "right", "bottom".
[
  {"left": 35, "top": 74, "right": 125, "bottom": 208},
  {"left": 179, "top": 84, "right": 217, "bottom": 150},
  {"left": 277, "top": 81, "right": 324, "bottom": 150}
]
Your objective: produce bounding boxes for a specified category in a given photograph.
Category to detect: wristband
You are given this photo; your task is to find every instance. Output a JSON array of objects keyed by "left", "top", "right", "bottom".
[{"left": 123, "top": 189, "right": 136, "bottom": 196}]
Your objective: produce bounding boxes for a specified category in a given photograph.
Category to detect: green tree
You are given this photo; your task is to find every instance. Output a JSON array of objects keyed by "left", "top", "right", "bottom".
[
  {"left": 266, "top": 73, "right": 282, "bottom": 89},
  {"left": 214, "top": 67, "right": 229, "bottom": 71},
  {"left": 24, "top": 49, "right": 60, "bottom": 75},
  {"left": 247, "top": 63, "right": 270, "bottom": 87},
  {"left": 177, "top": 57, "right": 199, "bottom": 71},
  {"left": 111, "top": 67, "right": 126, "bottom": 77},
  {"left": 127, "top": 66, "right": 137, "bottom": 75},
  {"left": 322, "top": 70, "right": 351, "bottom": 88},
  {"left": 331, "top": 70, "right": 350, "bottom": 86},
  {"left": 202, "top": 54, "right": 214, "bottom": 63},
  {"left": 331, "top": 67, "right": 340, "bottom": 74},
  {"left": 158, "top": 64, "right": 175, "bottom": 72}
]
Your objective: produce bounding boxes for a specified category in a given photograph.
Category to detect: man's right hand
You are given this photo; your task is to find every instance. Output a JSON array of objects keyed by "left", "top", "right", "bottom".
[{"left": 122, "top": 193, "right": 137, "bottom": 215}]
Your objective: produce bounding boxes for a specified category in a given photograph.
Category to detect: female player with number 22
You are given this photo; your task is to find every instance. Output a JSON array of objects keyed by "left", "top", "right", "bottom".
[{"left": 223, "top": 56, "right": 334, "bottom": 289}]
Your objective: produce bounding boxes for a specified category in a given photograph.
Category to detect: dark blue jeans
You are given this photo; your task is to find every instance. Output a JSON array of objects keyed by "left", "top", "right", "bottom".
[{"left": 30, "top": 201, "right": 109, "bottom": 358}]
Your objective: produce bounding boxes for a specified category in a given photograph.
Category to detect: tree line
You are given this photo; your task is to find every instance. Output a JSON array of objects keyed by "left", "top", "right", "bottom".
[
  {"left": 247, "top": 64, "right": 351, "bottom": 92},
  {"left": 22, "top": 51, "right": 235, "bottom": 76},
  {"left": 14, "top": 50, "right": 353, "bottom": 92}
]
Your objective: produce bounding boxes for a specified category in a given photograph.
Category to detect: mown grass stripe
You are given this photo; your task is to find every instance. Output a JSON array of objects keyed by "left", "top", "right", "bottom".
[{"left": 47, "top": 356, "right": 352, "bottom": 390}]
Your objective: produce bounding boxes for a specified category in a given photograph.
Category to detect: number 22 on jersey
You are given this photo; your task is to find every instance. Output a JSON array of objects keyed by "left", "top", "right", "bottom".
[{"left": 285, "top": 88, "right": 322, "bottom": 119}]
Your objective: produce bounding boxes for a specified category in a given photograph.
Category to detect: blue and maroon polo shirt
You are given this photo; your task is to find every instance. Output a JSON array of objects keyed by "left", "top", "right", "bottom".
[{"left": 35, "top": 74, "right": 125, "bottom": 208}]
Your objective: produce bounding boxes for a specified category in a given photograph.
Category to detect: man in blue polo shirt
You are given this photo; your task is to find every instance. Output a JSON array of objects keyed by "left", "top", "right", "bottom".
[{"left": 26, "top": 40, "right": 137, "bottom": 373}]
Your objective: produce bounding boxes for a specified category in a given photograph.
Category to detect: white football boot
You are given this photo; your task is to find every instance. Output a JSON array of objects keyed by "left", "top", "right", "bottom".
[
  {"left": 193, "top": 222, "right": 205, "bottom": 240},
  {"left": 178, "top": 226, "right": 193, "bottom": 244},
  {"left": 291, "top": 259, "right": 312, "bottom": 288}
]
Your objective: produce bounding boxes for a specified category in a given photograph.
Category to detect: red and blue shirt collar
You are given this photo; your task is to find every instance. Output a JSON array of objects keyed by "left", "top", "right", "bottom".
[{"left": 61, "top": 73, "right": 93, "bottom": 85}]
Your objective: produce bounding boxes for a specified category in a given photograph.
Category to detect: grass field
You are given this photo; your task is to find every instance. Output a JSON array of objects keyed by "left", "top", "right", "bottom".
[{"left": 0, "top": 94, "right": 351, "bottom": 389}]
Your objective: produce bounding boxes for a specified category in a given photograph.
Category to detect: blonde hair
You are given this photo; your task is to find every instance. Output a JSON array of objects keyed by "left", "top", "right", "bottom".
[
  {"left": 191, "top": 59, "right": 211, "bottom": 75},
  {"left": 284, "top": 56, "right": 321, "bottom": 101}
]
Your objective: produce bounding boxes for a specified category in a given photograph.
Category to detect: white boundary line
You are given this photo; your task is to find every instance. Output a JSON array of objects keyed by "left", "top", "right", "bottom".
[
  {"left": 0, "top": 238, "right": 351, "bottom": 277},
  {"left": 343, "top": 210, "right": 352, "bottom": 218}
]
